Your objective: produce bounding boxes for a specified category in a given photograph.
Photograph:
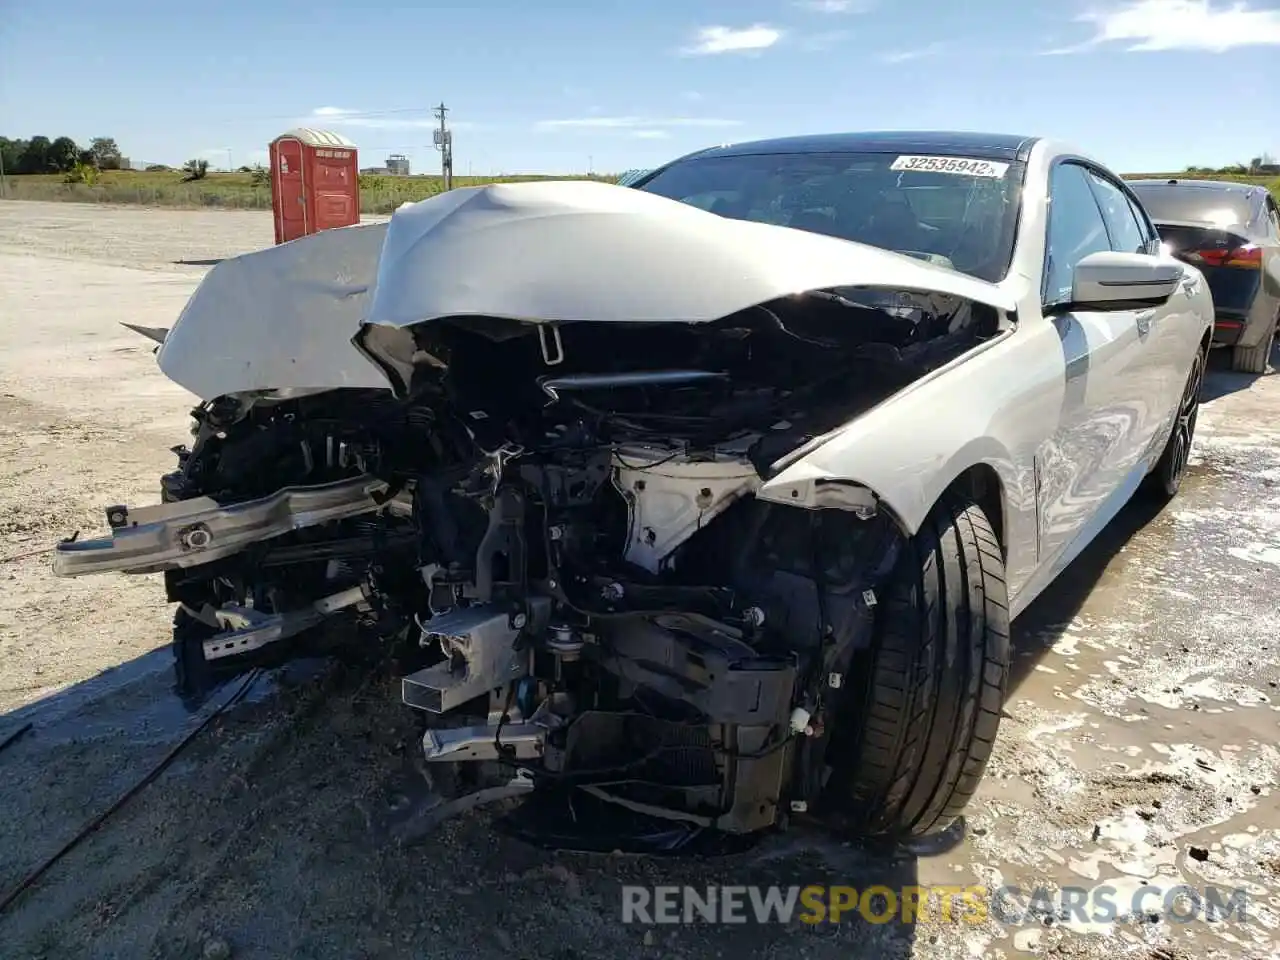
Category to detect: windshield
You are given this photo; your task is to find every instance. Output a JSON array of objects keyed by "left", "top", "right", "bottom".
[{"left": 637, "top": 150, "right": 1025, "bottom": 283}]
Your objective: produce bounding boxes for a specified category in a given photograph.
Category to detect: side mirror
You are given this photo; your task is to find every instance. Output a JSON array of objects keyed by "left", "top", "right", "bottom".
[{"left": 1070, "top": 250, "right": 1182, "bottom": 309}]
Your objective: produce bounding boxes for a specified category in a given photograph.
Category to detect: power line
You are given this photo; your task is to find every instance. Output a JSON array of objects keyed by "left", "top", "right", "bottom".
[
  {"left": 316, "top": 106, "right": 438, "bottom": 119},
  {"left": 432, "top": 103, "right": 453, "bottom": 191},
  {"left": 118, "top": 105, "right": 453, "bottom": 132},
  {"left": 255, "top": 105, "right": 446, "bottom": 124}
]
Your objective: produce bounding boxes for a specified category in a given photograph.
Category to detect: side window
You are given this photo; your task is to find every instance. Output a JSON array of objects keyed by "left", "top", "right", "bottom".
[
  {"left": 1126, "top": 194, "right": 1160, "bottom": 253},
  {"left": 1086, "top": 171, "right": 1148, "bottom": 254},
  {"left": 1043, "top": 163, "right": 1111, "bottom": 306}
]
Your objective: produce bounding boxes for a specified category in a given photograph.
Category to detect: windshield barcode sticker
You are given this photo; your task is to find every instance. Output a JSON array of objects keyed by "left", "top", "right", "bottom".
[{"left": 890, "top": 155, "right": 1010, "bottom": 178}]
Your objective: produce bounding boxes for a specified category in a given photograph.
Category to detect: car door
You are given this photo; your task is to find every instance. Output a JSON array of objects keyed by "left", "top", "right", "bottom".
[
  {"left": 1034, "top": 161, "right": 1161, "bottom": 571},
  {"left": 1084, "top": 168, "right": 1196, "bottom": 462}
]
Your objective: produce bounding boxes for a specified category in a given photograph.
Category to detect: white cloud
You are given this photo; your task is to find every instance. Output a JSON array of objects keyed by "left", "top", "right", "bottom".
[
  {"left": 535, "top": 116, "right": 743, "bottom": 131},
  {"left": 793, "top": 0, "right": 875, "bottom": 11},
  {"left": 1043, "top": 0, "right": 1280, "bottom": 54},
  {"left": 878, "top": 41, "right": 947, "bottom": 63},
  {"left": 680, "top": 90, "right": 704, "bottom": 102},
  {"left": 630, "top": 130, "right": 672, "bottom": 140},
  {"left": 680, "top": 24, "right": 783, "bottom": 55}
]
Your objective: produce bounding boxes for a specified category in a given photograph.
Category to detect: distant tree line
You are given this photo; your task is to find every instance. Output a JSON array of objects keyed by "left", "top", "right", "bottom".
[
  {"left": 0, "top": 135, "right": 124, "bottom": 174},
  {"left": 1185, "top": 153, "right": 1279, "bottom": 175}
]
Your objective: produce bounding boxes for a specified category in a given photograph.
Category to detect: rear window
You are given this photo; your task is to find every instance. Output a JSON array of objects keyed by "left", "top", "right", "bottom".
[{"left": 1129, "top": 183, "right": 1253, "bottom": 227}]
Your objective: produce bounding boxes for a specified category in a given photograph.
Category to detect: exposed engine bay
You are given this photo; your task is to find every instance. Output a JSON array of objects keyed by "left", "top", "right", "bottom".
[{"left": 56, "top": 285, "right": 1002, "bottom": 843}]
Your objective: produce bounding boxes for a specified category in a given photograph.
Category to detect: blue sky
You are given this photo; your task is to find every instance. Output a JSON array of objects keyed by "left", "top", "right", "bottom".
[{"left": 2, "top": 0, "right": 1278, "bottom": 175}]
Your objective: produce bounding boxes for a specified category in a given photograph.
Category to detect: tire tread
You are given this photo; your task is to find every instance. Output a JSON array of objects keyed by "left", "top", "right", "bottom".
[{"left": 828, "top": 490, "right": 1011, "bottom": 838}]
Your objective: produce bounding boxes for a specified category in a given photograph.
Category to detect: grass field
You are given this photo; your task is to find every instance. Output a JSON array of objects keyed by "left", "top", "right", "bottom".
[
  {"left": 0, "top": 169, "right": 617, "bottom": 214},
  {"left": 1, "top": 168, "right": 1276, "bottom": 214}
]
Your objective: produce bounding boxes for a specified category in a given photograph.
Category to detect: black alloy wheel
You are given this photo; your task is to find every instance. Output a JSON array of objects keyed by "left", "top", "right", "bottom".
[{"left": 1148, "top": 346, "right": 1206, "bottom": 500}]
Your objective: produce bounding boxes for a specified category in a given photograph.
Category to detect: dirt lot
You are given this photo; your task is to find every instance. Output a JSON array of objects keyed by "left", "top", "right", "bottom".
[{"left": 1, "top": 199, "right": 1278, "bottom": 960}]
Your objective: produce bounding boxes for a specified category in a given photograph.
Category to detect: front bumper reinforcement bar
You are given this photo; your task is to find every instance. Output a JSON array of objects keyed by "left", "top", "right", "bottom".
[{"left": 53, "top": 475, "right": 396, "bottom": 577}]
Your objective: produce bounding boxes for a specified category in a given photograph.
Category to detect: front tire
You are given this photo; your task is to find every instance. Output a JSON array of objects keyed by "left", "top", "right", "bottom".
[{"left": 819, "top": 492, "right": 1010, "bottom": 839}]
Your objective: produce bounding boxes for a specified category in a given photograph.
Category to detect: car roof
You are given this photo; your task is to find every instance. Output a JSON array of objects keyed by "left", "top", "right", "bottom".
[
  {"left": 684, "top": 131, "right": 1040, "bottom": 163},
  {"left": 1128, "top": 178, "right": 1266, "bottom": 198}
]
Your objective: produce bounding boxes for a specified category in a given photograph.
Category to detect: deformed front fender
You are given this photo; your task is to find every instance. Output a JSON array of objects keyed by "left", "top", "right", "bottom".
[
  {"left": 754, "top": 331, "right": 1035, "bottom": 551},
  {"left": 157, "top": 221, "right": 393, "bottom": 401},
  {"left": 757, "top": 431, "right": 1015, "bottom": 538}
]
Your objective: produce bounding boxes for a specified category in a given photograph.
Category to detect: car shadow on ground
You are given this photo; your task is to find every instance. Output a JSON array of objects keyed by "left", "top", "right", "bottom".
[
  {"left": 0, "top": 573, "right": 1124, "bottom": 960},
  {"left": 1005, "top": 491, "right": 1163, "bottom": 694},
  {"left": 1198, "top": 339, "right": 1278, "bottom": 403},
  {"left": 0, "top": 643, "right": 936, "bottom": 958}
]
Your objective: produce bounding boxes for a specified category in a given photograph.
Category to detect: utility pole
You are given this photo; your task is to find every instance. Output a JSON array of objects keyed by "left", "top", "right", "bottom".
[{"left": 432, "top": 102, "right": 453, "bottom": 191}]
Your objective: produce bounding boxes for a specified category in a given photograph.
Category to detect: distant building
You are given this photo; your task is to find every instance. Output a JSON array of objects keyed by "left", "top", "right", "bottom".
[
  {"left": 119, "top": 158, "right": 169, "bottom": 171},
  {"left": 386, "top": 154, "right": 411, "bottom": 176}
]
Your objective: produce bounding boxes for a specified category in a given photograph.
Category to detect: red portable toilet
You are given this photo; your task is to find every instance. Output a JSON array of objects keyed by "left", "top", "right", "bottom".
[{"left": 269, "top": 128, "right": 360, "bottom": 245}]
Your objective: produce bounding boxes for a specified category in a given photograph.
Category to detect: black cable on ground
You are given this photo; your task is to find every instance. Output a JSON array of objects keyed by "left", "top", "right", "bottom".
[{"left": 0, "top": 668, "right": 262, "bottom": 915}]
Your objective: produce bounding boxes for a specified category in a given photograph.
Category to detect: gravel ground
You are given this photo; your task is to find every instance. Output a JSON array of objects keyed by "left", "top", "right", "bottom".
[{"left": 0, "top": 199, "right": 1277, "bottom": 960}]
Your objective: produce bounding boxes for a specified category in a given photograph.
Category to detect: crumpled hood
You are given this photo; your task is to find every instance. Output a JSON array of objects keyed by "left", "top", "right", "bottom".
[{"left": 360, "top": 179, "right": 1015, "bottom": 331}]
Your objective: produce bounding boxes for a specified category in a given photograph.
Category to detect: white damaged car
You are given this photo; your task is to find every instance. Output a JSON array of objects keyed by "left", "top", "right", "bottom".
[{"left": 55, "top": 131, "right": 1213, "bottom": 846}]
